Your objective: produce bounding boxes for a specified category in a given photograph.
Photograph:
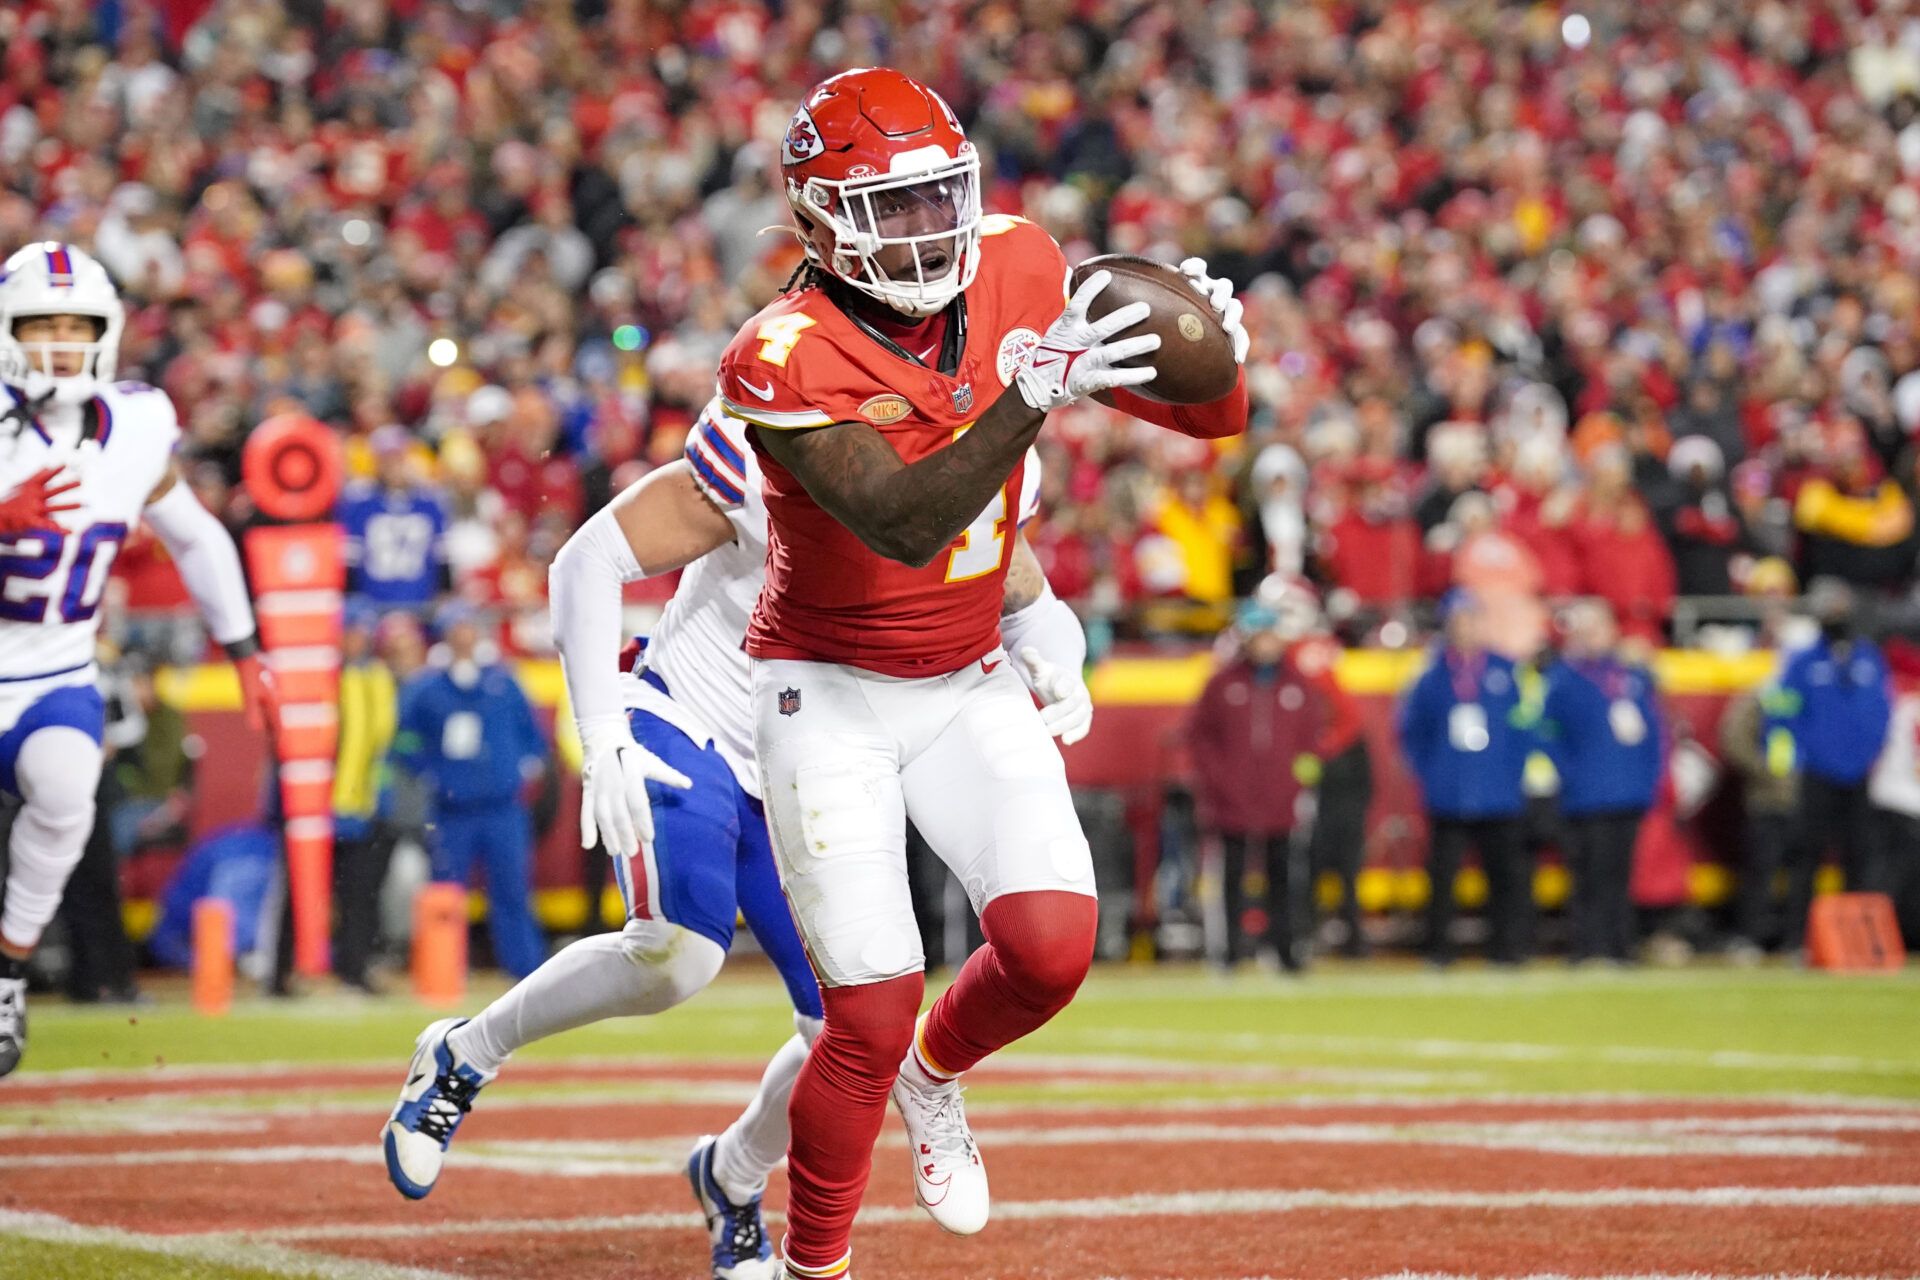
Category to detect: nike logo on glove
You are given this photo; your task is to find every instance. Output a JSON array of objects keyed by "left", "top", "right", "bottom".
[
  {"left": 1027, "top": 344, "right": 1077, "bottom": 376},
  {"left": 737, "top": 376, "right": 777, "bottom": 401}
]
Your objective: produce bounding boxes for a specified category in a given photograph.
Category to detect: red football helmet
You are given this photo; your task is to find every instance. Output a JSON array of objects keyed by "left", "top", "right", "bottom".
[{"left": 782, "top": 67, "right": 981, "bottom": 317}]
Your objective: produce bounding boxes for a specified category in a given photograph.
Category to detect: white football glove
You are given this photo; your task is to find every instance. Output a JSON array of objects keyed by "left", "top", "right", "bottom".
[
  {"left": 1178, "top": 257, "right": 1249, "bottom": 364},
  {"left": 1019, "top": 645, "right": 1094, "bottom": 746},
  {"left": 1015, "top": 269, "right": 1162, "bottom": 413},
  {"left": 576, "top": 715, "right": 692, "bottom": 857}
]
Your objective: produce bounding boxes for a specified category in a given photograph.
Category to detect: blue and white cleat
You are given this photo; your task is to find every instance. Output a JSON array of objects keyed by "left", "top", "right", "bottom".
[
  {"left": 0, "top": 973, "right": 26, "bottom": 1078},
  {"left": 687, "top": 1134, "right": 779, "bottom": 1280},
  {"left": 382, "top": 1017, "right": 493, "bottom": 1199}
]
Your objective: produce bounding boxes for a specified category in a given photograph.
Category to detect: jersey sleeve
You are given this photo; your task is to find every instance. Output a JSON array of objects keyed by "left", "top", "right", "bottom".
[
  {"left": 981, "top": 215, "right": 1071, "bottom": 307},
  {"left": 684, "top": 400, "right": 753, "bottom": 511},
  {"left": 105, "top": 382, "right": 183, "bottom": 471},
  {"left": 715, "top": 306, "right": 839, "bottom": 432}
]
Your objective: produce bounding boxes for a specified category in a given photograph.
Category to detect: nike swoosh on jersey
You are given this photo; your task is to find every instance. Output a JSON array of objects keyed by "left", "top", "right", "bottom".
[
  {"left": 981, "top": 657, "right": 1002, "bottom": 674},
  {"left": 738, "top": 376, "right": 777, "bottom": 401}
]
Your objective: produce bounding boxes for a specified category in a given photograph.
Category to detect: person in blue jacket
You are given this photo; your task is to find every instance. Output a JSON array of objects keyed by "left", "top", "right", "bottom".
[
  {"left": 1764, "top": 579, "right": 1892, "bottom": 951},
  {"left": 391, "top": 604, "right": 548, "bottom": 978},
  {"left": 338, "top": 427, "right": 451, "bottom": 613},
  {"left": 1541, "top": 600, "right": 1664, "bottom": 964},
  {"left": 1399, "top": 591, "right": 1543, "bottom": 966}
]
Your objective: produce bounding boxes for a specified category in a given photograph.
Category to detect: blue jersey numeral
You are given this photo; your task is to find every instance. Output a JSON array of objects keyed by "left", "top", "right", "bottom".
[
  {"left": 61, "top": 522, "right": 129, "bottom": 622},
  {"left": 0, "top": 522, "right": 131, "bottom": 624},
  {"left": 0, "top": 533, "right": 65, "bottom": 623}
]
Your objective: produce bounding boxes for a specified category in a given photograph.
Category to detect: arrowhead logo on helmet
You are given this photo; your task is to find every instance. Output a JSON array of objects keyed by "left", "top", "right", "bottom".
[
  {"left": 781, "top": 67, "right": 984, "bottom": 319},
  {"left": 783, "top": 109, "right": 825, "bottom": 165}
]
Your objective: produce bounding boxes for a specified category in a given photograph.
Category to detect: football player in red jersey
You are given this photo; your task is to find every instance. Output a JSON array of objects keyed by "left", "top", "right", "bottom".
[{"left": 714, "top": 68, "right": 1249, "bottom": 1279}]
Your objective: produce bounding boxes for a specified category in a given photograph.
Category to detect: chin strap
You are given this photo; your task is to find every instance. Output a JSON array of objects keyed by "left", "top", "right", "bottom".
[{"left": 0, "top": 386, "right": 51, "bottom": 441}]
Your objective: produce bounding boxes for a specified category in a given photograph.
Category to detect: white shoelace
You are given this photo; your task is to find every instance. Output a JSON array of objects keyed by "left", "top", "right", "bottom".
[{"left": 910, "top": 1083, "right": 977, "bottom": 1166}]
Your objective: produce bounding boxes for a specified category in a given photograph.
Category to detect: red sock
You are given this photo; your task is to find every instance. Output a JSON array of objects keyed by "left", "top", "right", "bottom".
[
  {"left": 916, "top": 890, "right": 1097, "bottom": 1079},
  {"left": 782, "top": 973, "right": 924, "bottom": 1274}
]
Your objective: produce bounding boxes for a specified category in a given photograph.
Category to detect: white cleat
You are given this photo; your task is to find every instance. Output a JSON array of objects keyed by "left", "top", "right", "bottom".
[
  {"left": 0, "top": 975, "right": 25, "bottom": 1078},
  {"left": 381, "top": 1017, "right": 494, "bottom": 1199},
  {"left": 890, "top": 1074, "right": 989, "bottom": 1235}
]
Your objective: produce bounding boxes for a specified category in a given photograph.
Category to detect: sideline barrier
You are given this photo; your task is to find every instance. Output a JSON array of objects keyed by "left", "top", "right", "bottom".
[
  {"left": 1807, "top": 893, "right": 1906, "bottom": 972},
  {"left": 412, "top": 883, "right": 468, "bottom": 1006},
  {"left": 190, "top": 899, "right": 233, "bottom": 1015}
]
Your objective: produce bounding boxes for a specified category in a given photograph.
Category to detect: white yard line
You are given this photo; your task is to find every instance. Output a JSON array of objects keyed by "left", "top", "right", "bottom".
[
  {"left": 1069, "top": 967, "right": 1920, "bottom": 1004},
  {"left": 15, "top": 1026, "right": 1918, "bottom": 1091},
  {"left": 1, "top": 1055, "right": 773, "bottom": 1087},
  {"left": 150, "top": 1183, "right": 1920, "bottom": 1246},
  {"left": 2, "top": 1050, "right": 1355, "bottom": 1095},
  {"left": 23, "top": 1107, "right": 1918, "bottom": 1171},
  {"left": 11, "top": 1195, "right": 1914, "bottom": 1278},
  {"left": 973, "top": 1051, "right": 1477, "bottom": 1088},
  {"left": 1359, "top": 1273, "right": 1920, "bottom": 1280},
  {"left": 964, "top": 1119, "right": 1874, "bottom": 1158},
  {"left": 0, "top": 1207, "right": 463, "bottom": 1280},
  {"left": 1075, "top": 1028, "right": 1920, "bottom": 1078},
  {"left": 969, "top": 1088, "right": 1920, "bottom": 1114},
  {"left": 5, "top": 1142, "right": 686, "bottom": 1179},
  {"left": 10, "top": 1089, "right": 1918, "bottom": 1143}
]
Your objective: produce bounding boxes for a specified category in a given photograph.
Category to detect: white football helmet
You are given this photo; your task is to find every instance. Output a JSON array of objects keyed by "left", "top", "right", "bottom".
[
  {"left": 0, "top": 242, "right": 125, "bottom": 408},
  {"left": 1256, "top": 573, "right": 1324, "bottom": 643}
]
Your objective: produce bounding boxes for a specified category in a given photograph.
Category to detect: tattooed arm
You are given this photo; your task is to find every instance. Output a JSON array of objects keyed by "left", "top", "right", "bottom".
[
  {"left": 751, "top": 386, "right": 1046, "bottom": 568},
  {"left": 1002, "top": 534, "right": 1046, "bottom": 614},
  {"left": 748, "top": 269, "right": 1170, "bottom": 566}
]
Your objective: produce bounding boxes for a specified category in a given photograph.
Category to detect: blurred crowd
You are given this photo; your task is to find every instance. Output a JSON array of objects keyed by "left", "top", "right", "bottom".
[{"left": 5, "top": 0, "right": 1920, "bottom": 650}]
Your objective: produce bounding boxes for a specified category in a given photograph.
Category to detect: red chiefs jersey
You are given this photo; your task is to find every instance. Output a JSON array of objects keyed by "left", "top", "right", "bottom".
[{"left": 718, "top": 215, "right": 1069, "bottom": 677}]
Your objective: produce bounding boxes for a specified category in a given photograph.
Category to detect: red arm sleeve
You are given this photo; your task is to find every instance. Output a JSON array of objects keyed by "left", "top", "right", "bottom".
[{"left": 1107, "top": 367, "right": 1248, "bottom": 440}]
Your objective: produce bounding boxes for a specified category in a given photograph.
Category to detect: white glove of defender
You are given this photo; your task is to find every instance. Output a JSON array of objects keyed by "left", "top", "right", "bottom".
[
  {"left": 1015, "top": 270, "right": 1162, "bottom": 413},
  {"left": 1178, "top": 257, "right": 1250, "bottom": 364},
  {"left": 1019, "top": 645, "right": 1094, "bottom": 746},
  {"left": 577, "top": 715, "right": 692, "bottom": 856}
]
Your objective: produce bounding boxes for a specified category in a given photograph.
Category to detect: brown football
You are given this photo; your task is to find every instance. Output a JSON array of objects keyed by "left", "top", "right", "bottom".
[{"left": 1070, "top": 254, "right": 1239, "bottom": 405}]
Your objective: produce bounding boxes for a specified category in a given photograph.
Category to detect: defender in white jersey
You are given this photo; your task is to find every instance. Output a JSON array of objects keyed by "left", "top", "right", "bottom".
[
  {"left": 383, "top": 398, "right": 1088, "bottom": 1280},
  {"left": 0, "top": 242, "right": 278, "bottom": 1075}
]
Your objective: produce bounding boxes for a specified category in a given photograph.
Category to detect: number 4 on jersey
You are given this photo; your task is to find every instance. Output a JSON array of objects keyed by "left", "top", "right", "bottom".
[
  {"left": 944, "top": 421, "right": 1013, "bottom": 582},
  {"left": 756, "top": 314, "right": 816, "bottom": 368},
  {"left": 947, "top": 486, "right": 1009, "bottom": 582}
]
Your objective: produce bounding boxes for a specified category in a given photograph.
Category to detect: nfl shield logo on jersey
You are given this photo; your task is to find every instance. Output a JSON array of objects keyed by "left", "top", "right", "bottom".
[
  {"left": 778, "top": 687, "right": 802, "bottom": 717},
  {"left": 951, "top": 383, "right": 974, "bottom": 414}
]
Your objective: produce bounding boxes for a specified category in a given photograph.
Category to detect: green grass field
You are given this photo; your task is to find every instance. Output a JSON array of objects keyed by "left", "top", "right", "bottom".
[
  {"left": 17, "top": 959, "right": 1920, "bottom": 1093},
  {"left": 6, "top": 959, "right": 1919, "bottom": 1280}
]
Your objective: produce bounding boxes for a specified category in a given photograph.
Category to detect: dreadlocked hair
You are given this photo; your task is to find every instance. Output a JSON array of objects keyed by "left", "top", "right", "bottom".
[
  {"left": 781, "top": 259, "right": 827, "bottom": 294},
  {"left": 755, "top": 222, "right": 824, "bottom": 296}
]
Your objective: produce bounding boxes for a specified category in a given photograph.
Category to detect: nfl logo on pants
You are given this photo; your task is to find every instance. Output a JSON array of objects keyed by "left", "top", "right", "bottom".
[{"left": 778, "top": 687, "right": 802, "bottom": 717}]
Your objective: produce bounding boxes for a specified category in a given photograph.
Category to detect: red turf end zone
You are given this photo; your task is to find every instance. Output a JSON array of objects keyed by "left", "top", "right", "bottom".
[{"left": 3, "top": 1062, "right": 1919, "bottom": 1279}]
